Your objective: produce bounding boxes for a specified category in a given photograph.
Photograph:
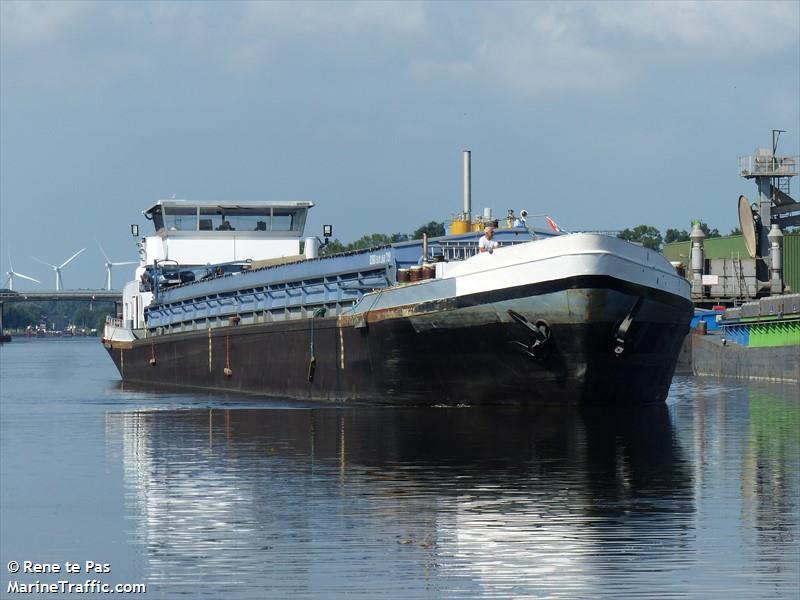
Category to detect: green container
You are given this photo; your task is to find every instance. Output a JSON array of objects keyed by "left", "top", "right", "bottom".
[
  {"left": 749, "top": 322, "right": 764, "bottom": 347},
  {"left": 748, "top": 319, "right": 800, "bottom": 347}
]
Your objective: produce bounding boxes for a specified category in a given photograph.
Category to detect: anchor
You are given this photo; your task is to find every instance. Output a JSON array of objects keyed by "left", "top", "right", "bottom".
[
  {"left": 612, "top": 297, "right": 643, "bottom": 358},
  {"left": 508, "top": 309, "right": 551, "bottom": 360}
]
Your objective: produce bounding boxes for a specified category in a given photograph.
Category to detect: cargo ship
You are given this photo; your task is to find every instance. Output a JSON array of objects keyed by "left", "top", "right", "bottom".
[{"left": 103, "top": 159, "right": 692, "bottom": 404}]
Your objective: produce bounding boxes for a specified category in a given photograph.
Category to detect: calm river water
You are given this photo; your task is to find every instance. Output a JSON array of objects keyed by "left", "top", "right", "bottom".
[{"left": 1, "top": 339, "right": 798, "bottom": 599}]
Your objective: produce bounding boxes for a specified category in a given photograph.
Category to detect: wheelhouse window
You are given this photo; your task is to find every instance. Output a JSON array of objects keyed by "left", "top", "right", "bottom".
[
  {"left": 152, "top": 204, "right": 306, "bottom": 233},
  {"left": 195, "top": 208, "right": 271, "bottom": 231},
  {"left": 272, "top": 211, "right": 296, "bottom": 231},
  {"left": 198, "top": 208, "right": 224, "bottom": 231},
  {"left": 227, "top": 208, "right": 272, "bottom": 231},
  {"left": 164, "top": 207, "right": 198, "bottom": 231}
]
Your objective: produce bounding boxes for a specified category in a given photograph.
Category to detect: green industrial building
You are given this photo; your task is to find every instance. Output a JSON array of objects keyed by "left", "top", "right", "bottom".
[{"left": 662, "top": 232, "right": 800, "bottom": 294}]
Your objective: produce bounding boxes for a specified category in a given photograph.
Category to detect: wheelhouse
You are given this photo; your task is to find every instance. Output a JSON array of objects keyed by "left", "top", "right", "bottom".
[{"left": 145, "top": 200, "right": 312, "bottom": 237}]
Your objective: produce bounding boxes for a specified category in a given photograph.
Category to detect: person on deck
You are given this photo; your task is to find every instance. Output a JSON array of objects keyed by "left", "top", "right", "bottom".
[{"left": 479, "top": 226, "right": 499, "bottom": 253}]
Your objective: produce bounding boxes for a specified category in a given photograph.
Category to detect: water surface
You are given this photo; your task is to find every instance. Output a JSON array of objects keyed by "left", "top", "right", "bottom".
[{"left": 1, "top": 339, "right": 798, "bottom": 598}]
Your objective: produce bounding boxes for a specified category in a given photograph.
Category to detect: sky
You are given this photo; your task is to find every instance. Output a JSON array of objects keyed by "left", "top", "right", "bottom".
[{"left": 1, "top": 0, "right": 798, "bottom": 291}]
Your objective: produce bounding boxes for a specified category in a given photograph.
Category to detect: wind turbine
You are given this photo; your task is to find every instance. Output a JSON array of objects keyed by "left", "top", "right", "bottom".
[
  {"left": 4, "top": 254, "right": 40, "bottom": 290},
  {"left": 31, "top": 248, "right": 86, "bottom": 291},
  {"left": 97, "top": 241, "right": 137, "bottom": 290}
]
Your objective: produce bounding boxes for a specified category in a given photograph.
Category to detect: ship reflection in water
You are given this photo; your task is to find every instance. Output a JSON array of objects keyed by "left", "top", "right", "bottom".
[
  {"left": 104, "top": 386, "right": 734, "bottom": 599},
  {"left": 103, "top": 378, "right": 799, "bottom": 599},
  {"left": 3, "top": 343, "right": 794, "bottom": 598}
]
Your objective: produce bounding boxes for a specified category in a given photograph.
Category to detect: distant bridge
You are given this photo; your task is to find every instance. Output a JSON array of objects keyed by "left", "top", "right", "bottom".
[
  {"left": 0, "top": 290, "right": 122, "bottom": 339},
  {"left": 0, "top": 290, "right": 122, "bottom": 303}
]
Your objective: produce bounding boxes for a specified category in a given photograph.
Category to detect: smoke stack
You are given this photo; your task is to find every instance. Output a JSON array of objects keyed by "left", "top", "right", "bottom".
[{"left": 463, "top": 150, "right": 471, "bottom": 220}]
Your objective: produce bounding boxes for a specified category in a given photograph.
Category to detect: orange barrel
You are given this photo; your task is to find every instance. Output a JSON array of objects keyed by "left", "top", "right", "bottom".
[
  {"left": 409, "top": 266, "right": 422, "bottom": 282},
  {"left": 397, "top": 268, "right": 410, "bottom": 283},
  {"left": 422, "top": 263, "right": 434, "bottom": 279}
]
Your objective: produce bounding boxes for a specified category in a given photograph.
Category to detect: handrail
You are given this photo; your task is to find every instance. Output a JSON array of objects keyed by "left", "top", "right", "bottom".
[{"left": 739, "top": 154, "right": 798, "bottom": 177}]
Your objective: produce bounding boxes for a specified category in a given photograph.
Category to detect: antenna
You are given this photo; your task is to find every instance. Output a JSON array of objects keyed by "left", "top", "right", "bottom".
[{"left": 771, "top": 129, "right": 785, "bottom": 157}]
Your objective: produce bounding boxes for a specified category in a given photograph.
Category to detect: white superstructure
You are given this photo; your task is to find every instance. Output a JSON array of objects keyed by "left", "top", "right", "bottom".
[
  {"left": 119, "top": 199, "right": 314, "bottom": 332},
  {"left": 138, "top": 199, "right": 313, "bottom": 265}
]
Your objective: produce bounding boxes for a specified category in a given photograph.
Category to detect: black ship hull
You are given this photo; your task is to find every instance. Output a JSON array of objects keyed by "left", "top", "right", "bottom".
[{"left": 105, "top": 275, "right": 692, "bottom": 405}]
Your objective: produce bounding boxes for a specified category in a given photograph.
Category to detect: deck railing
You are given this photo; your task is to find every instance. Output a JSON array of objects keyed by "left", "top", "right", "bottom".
[{"left": 738, "top": 154, "right": 798, "bottom": 177}]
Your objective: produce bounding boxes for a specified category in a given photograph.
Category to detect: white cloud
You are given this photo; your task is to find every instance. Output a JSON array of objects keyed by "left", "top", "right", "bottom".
[
  {"left": 591, "top": 1, "right": 799, "bottom": 58},
  {"left": 224, "top": 2, "right": 428, "bottom": 71},
  {"left": 1, "top": 1, "right": 796, "bottom": 98},
  {"left": 0, "top": 1, "right": 89, "bottom": 46},
  {"left": 407, "top": 1, "right": 799, "bottom": 98},
  {"left": 2, "top": 1, "right": 430, "bottom": 80},
  {"left": 240, "top": 1, "right": 427, "bottom": 36},
  {"left": 405, "top": 4, "right": 631, "bottom": 98}
]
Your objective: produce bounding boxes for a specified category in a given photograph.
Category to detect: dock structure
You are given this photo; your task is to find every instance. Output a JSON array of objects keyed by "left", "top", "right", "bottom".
[
  {"left": 738, "top": 130, "right": 799, "bottom": 257},
  {"left": 688, "top": 294, "right": 800, "bottom": 384},
  {"left": 663, "top": 132, "right": 800, "bottom": 307},
  {"left": 0, "top": 290, "right": 122, "bottom": 303}
]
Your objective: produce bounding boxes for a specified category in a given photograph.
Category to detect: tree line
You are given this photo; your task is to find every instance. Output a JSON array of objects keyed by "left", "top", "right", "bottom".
[
  {"left": 322, "top": 219, "right": 742, "bottom": 254},
  {"left": 322, "top": 218, "right": 742, "bottom": 254},
  {"left": 617, "top": 222, "right": 741, "bottom": 251},
  {"left": 2, "top": 300, "right": 114, "bottom": 333},
  {"left": 324, "top": 221, "right": 445, "bottom": 254}
]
